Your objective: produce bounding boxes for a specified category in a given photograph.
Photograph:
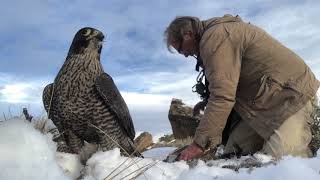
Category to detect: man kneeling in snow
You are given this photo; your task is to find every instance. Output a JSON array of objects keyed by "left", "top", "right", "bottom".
[{"left": 164, "top": 14, "right": 319, "bottom": 160}]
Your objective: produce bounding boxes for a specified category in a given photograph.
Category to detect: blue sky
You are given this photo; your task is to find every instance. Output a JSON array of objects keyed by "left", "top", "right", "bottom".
[{"left": 1, "top": 0, "right": 320, "bottom": 133}]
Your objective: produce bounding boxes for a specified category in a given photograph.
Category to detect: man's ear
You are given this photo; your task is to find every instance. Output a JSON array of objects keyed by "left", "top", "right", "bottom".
[{"left": 183, "top": 31, "right": 194, "bottom": 41}]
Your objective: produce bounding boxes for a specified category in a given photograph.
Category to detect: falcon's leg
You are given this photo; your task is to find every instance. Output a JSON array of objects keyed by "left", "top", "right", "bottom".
[
  {"left": 65, "top": 130, "right": 84, "bottom": 154},
  {"left": 50, "top": 119, "right": 72, "bottom": 153},
  {"left": 56, "top": 134, "right": 72, "bottom": 153}
]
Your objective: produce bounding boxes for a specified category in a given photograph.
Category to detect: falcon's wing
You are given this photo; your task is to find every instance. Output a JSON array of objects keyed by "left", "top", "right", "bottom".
[
  {"left": 43, "top": 83, "right": 53, "bottom": 116},
  {"left": 95, "top": 73, "right": 135, "bottom": 140}
]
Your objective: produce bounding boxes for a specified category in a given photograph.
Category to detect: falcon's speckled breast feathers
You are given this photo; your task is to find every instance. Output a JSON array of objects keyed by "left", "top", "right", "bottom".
[{"left": 42, "top": 27, "right": 139, "bottom": 156}]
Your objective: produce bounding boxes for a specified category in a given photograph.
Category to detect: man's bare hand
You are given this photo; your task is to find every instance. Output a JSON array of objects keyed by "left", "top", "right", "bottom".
[{"left": 178, "top": 142, "right": 204, "bottom": 161}]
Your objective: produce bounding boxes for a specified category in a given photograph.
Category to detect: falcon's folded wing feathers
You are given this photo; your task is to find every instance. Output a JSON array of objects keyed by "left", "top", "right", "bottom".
[{"left": 95, "top": 73, "right": 135, "bottom": 140}]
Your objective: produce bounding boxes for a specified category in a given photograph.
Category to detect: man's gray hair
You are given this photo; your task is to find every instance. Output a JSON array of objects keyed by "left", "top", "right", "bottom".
[{"left": 164, "top": 16, "right": 197, "bottom": 53}]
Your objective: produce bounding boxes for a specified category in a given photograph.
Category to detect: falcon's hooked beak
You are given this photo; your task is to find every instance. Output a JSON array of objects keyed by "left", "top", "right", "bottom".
[
  {"left": 88, "top": 29, "right": 104, "bottom": 53},
  {"left": 96, "top": 33, "right": 104, "bottom": 54},
  {"left": 96, "top": 33, "right": 105, "bottom": 42}
]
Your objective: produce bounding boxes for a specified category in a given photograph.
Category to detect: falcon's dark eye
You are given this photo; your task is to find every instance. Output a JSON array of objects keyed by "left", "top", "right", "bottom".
[{"left": 82, "top": 29, "right": 92, "bottom": 37}]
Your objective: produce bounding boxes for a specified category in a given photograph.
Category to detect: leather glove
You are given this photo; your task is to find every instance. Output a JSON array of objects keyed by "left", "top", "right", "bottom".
[{"left": 178, "top": 142, "right": 204, "bottom": 161}]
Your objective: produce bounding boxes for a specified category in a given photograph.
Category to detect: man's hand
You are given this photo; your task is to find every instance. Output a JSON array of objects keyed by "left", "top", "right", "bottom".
[
  {"left": 193, "top": 100, "right": 207, "bottom": 116},
  {"left": 178, "top": 142, "right": 204, "bottom": 161}
]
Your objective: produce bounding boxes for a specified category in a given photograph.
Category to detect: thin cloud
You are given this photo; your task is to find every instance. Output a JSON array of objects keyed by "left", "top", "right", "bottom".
[
  {"left": 0, "top": 73, "right": 50, "bottom": 105},
  {"left": 1, "top": 0, "right": 320, "bottom": 131}
]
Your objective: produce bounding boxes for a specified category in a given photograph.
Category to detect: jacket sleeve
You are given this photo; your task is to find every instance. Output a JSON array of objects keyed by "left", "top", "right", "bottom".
[{"left": 194, "top": 25, "right": 242, "bottom": 149}]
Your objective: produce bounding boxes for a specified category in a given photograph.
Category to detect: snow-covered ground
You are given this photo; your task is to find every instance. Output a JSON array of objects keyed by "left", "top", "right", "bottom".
[
  {"left": 1, "top": 119, "right": 320, "bottom": 180},
  {"left": 0, "top": 119, "right": 75, "bottom": 180}
]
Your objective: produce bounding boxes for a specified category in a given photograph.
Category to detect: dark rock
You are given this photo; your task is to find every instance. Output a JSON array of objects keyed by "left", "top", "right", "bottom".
[
  {"left": 168, "top": 99, "right": 202, "bottom": 139},
  {"left": 134, "top": 132, "right": 153, "bottom": 153}
]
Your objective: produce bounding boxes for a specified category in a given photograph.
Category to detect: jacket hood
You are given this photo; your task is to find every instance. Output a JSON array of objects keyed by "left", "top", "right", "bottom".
[{"left": 192, "top": 14, "right": 243, "bottom": 39}]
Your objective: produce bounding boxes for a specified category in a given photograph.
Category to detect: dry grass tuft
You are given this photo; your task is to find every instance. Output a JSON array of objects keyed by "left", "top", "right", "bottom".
[
  {"left": 33, "top": 118, "right": 49, "bottom": 134},
  {"left": 158, "top": 134, "right": 174, "bottom": 143},
  {"left": 172, "top": 136, "right": 194, "bottom": 148}
]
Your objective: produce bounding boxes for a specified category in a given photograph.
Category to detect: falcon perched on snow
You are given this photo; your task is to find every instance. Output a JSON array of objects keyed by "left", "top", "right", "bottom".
[{"left": 42, "top": 27, "right": 139, "bottom": 156}]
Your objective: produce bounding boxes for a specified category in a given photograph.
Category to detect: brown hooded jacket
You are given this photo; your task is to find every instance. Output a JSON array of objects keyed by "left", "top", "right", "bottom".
[{"left": 193, "top": 15, "right": 319, "bottom": 149}]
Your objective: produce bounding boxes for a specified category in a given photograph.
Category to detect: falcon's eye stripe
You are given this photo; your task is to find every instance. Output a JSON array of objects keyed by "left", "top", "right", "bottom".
[{"left": 83, "top": 29, "right": 91, "bottom": 36}]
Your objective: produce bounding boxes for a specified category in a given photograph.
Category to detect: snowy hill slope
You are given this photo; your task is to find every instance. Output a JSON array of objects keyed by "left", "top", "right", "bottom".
[{"left": 1, "top": 119, "right": 320, "bottom": 180}]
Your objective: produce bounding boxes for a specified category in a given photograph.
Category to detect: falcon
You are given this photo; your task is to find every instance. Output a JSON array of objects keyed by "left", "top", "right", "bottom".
[{"left": 43, "top": 27, "right": 139, "bottom": 156}]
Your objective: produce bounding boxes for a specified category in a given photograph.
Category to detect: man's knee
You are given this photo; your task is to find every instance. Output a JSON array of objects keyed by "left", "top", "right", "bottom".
[{"left": 262, "top": 100, "right": 314, "bottom": 159}]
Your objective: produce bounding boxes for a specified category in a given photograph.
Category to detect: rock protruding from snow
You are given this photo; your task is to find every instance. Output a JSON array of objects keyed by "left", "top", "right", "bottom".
[
  {"left": 134, "top": 131, "right": 153, "bottom": 153},
  {"left": 168, "top": 99, "right": 201, "bottom": 139}
]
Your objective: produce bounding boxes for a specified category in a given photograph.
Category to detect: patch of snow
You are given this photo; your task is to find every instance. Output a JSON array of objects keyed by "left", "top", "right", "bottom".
[
  {"left": 1, "top": 119, "right": 320, "bottom": 180},
  {"left": 143, "top": 147, "right": 176, "bottom": 160},
  {"left": 82, "top": 148, "right": 320, "bottom": 180},
  {"left": 82, "top": 149, "right": 189, "bottom": 180},
  {"left": 0, "top": 119, "right": 71, "bottom": 180},
  {"left": 56, "top": 152, "right": 82, "bottom": 179}
]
